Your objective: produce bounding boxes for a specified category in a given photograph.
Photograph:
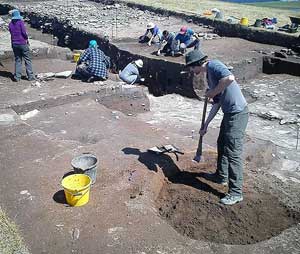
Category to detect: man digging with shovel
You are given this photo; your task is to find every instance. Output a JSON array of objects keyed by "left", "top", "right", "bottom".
[{"left": 185, "top": 50, "right": 249, "bottom": 205}]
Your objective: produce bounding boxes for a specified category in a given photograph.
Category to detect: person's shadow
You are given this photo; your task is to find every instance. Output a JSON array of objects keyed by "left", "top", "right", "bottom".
[
  {"left": 122, "top": 147, "right": 223, "bottom": 198},
  {"left": 0, "top": 70, "right": 14, "bottom": 80}
]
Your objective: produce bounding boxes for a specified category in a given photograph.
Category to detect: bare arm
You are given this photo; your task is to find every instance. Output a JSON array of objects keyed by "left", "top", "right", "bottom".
[
  {"left": 206, "top": 74, "right": 235, "bottom": 99},
  {"left": 148, "top": 34, "right": 155, "bottom": 46},
  {"left": 200, "top": 102, "right": 221, "bottom": 136}
]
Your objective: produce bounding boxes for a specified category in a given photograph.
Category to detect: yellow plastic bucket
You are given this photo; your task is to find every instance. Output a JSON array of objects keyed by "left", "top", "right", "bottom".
[
  {"left": 73, "top": 53, "right": 81, "bottom": 63},
  {"left": 61, "top": 174, "right": 91, "bottom": 207},
  {"left": 240, "top": 17, "right": 249, "bottom": 26}
]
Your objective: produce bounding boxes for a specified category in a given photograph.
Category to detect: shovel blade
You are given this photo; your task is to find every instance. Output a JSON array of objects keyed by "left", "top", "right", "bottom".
[{"left": 192, "top": 154, "right": 201, "bottom": 163}]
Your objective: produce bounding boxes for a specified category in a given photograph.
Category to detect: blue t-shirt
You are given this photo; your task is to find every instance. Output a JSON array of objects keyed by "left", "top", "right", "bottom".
[
  {"left": 175, "top": 28, "right": 194, "bottom": 43},
  {"left": 148, "top": 25, "right": 163, "bottom": 40},
  {"left": 206, "top": 60, "right": 247, "bottom": 113}
]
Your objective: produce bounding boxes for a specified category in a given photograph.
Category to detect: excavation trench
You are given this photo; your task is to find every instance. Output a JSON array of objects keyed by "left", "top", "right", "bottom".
[
  {"left": 155, "top": 150, "right": 300, "bottom": 245},
  {"left": 1, "top": 2, "right": 300, "bottom": 248}
]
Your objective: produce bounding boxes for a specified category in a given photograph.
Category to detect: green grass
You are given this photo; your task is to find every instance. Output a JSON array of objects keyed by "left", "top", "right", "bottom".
[
  {"left": 247, "top": 1, "right": 300, "bottom": 11},
  {"left": 0, "top": 207, "right": 29, "bottom": 254},
  {"left": 123, "top": 0, "right": 296, "bottom": 26}
]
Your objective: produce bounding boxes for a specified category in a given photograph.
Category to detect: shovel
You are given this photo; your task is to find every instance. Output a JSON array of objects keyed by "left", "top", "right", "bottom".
[
  {"left": 148, "top": 144, "right": 184, "bottom": 161},
  {"left": 193, "top": 97, "right": 208, "bottom": 162}
]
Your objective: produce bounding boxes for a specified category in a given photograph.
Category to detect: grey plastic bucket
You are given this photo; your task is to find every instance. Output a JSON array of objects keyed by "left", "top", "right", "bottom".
[{"left": 71, "top": 154, "right": 98, "bottom": 184}]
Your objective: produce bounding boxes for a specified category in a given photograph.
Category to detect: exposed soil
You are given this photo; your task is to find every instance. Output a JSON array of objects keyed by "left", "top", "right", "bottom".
[{"left": 156, "top": 151, "right": 300, "bottom": 245}]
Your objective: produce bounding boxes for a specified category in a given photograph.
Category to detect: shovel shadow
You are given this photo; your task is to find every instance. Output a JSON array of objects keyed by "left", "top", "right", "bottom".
[{"left": 122, "top": 147, "right": 223, "bottom": 198}]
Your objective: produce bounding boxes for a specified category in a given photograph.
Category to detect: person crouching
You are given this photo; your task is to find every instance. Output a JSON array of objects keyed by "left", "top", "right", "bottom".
[
  {"left": 119, "top": 59, "right": 144, "bottom": 85},
  {"left": 75, "top": 40, "right": 110, "bottom": 83}
]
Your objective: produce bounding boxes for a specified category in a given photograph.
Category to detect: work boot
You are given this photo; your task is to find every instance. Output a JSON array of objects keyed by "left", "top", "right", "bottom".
[
  {"left": 28, "top": 76, "right": 36, "bottom": 81},
  {"left": 202, "top": 172, "right": 228, "bottom": 186},
  {"left": 220, "top": 194, "right": 243, "bottom": 205},
  {"left": 13, "top": 76, "right": 20, "bottom": 82}
]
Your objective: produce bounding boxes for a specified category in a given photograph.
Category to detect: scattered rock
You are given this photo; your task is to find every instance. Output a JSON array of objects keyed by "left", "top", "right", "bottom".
[
  {"left": 20, "top": 109, "right": 39, "bottom": 120},
  {"left": 55, "top": 70, "right": 73, "bottom": 79},
  {"left": 31, "top": 81, "right": 42, "bottom": 88},
  {"left": 280, "top": 118, "right": 300, "bottom": 125},
  {"left": 0, "top": 114, "right": 15, "bottom": 125},
  {"left": 258, "top": 111, "right": 283, "bottom": 121},
  {"left": 266, "top": 92, "right": 276, "bottom": 97},
  {"left": 274, "top": 51, "right": 288, "bottom": 58}
]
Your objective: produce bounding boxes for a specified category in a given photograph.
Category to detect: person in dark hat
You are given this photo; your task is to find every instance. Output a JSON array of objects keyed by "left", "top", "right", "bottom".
[
  {"left": 185, "top": 50, "right": 249, "bottom": 205},
  {"left": 8, "top": 9, "right": 35, "bottom": 82}
]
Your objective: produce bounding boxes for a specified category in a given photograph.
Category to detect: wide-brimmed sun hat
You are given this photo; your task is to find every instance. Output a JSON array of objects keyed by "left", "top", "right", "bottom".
[
  {"left": 185, "top": 50, "right": 208, "bottom": 66},
  {"left": 147, "top": 22, "right": 155, "bottom": 29},
  {"left": 135, "top": 59, "right": 143, "bottom": 68},
  {"left": 11, "top": 10, "right": 23, "bottom": 20}
]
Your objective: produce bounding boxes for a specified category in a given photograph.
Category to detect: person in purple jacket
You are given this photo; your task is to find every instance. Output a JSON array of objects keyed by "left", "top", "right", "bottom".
[{"left": 8, "top": 10, "right": 34, "bottom": 82}]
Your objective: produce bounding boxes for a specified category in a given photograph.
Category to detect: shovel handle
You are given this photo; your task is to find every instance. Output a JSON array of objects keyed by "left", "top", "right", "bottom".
[{"left": 196, "top": 97, "right": 208, "bottom": 157}]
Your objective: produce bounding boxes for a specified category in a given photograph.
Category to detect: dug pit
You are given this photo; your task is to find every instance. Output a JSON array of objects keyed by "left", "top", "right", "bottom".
[{"left": 156, "top": 151, "right": 300, "bottom": 245}]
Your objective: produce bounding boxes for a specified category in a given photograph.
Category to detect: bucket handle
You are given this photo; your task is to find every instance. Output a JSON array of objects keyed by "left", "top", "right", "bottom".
[{"left": 64, "top": 188, "right": 90, "bottom": 197}]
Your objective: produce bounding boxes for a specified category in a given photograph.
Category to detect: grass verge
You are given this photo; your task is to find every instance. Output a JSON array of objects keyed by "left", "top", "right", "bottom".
[
  {"left": 0, "top": 207, "right": 29, "bottom": 254},
  {"left": 123, "top": 0, "right": 298, "bottom": 26}
]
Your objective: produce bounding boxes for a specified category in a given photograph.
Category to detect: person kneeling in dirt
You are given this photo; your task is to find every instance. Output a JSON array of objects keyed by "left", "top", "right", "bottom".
[
  {"left": 185, "top": 50, "right": 249, "bottom": 205},
  {"left": 175, "top": 26, "right": 201, "bottom": 53},
  {"left": 119, "top": 59, "right": 145, "bottom": 85},
  {"left": 157, "top": 30, "right": 179, "bottom": 57},
  {"left": 75, "top": 40, "right": 110, "bottom": 83},
  {"left": 139, "top": 22, "right": 163, "bottom": 46}
]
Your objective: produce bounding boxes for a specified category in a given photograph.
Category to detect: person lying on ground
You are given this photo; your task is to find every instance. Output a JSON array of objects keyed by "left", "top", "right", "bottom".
[
  {"left": 8, "top": 9, "right": 35, "bottom": 82},
  {"left": 157, "top": 30, "right": 179, "bottom": 56},
  {"left": 119, "top": 59, "right": 145, "bottom": 85},
  {"left": 185, "top": 50, "right": 249, "bottom": 206},
  {"left": 175, "top": 26, "right": 201, "bottom": 53},
  {"left": 139, "top": 22, "right": 163, "bottom": 46},
  {"left": 75, "top": 40, "right": 110, "bottom": 83}
]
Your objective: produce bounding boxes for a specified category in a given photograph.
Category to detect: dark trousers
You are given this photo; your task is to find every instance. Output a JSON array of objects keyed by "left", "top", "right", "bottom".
[
  {"left": 217, "top": 106, "right": 249, "bottom": 196},
  {"left": 75, "top": 64, "right": 93, "bottom": 79},
  {"left": 12, "top": 44, "right": 34, "bottom": 80},
  {"left": 75, "top": 64, "right": 106, "bottom": 82}
]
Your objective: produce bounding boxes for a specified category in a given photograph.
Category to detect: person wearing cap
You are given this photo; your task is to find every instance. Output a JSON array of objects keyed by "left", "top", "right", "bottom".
[
  {"left": 139, "top": 22, "right": 163, "bottom": 46},
  {"left": 119, "top": 59, "right": 145, "bottom": 85},
  {"left": 185, "top": 50, "right": 249, "bottom": 205},
  {"left": 8, "top": 9, "right": 34, "bottom": 82},
  {"left": 157, "top": 30, "right": 179, "bottom": 56},
  {"left": 175, "top": 26, "right": 200, "bottom": 52},
  {"left": 75, "top": 40, "right": 110, "bottom": 82}
]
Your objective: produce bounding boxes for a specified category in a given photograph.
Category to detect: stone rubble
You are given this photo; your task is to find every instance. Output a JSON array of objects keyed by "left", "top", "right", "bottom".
[
  {"left": 13, "top": 0, "right": 165, "bottom": 39},
  {"left": 8, "top": 0, "right": 211, "bottom": 43}
]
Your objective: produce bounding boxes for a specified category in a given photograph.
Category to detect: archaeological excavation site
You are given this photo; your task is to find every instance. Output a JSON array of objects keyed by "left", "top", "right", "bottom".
[{"left": 0, "top": 0, "right": 300, "bottom": 253}]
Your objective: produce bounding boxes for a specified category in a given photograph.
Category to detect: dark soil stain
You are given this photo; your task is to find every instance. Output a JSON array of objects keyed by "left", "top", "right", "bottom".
[{"left": 156, "top": 154, "right": 300, "bottom": 245}]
